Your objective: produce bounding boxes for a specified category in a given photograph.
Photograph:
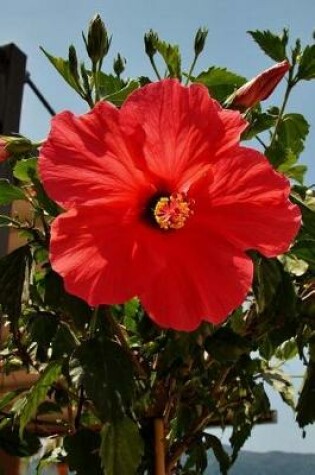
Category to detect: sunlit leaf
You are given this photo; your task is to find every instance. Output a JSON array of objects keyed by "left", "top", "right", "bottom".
[
  {"left": 248, "top": 29, "right": 287, "bottom": 62},
  {"left": 17, "top": 360, "right": 62, "bottom": 436},
  {"left": 297, "top": 45, "right": 315, "bottom": 80},
  {"left": 194, "top": 67, "right": 246, "bottom": 103}
]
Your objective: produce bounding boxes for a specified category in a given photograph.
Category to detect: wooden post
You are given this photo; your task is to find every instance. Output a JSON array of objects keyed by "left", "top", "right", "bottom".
[{"left": 0, "top": 43, "right": 27, "bottom": 256}]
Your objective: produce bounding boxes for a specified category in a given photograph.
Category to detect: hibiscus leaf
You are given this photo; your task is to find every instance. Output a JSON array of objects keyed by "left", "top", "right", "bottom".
[
  {"left": 95, "top": 71, "right": 124, "bottom": 97},
  {"left": 13, "top": 157, "right": 38, "bottom": 183},
  {"left": 76, "top": 337, "right": 134, "bottom": 421},
  {"left": 202, "top": 433, "right": 231, "bottom": 475},
  {"left": 205, "top": 327, "right": 251, "bottom": 363},
  {"left": 103, "top": 79, "right": 140, "bottom": 106},
  {"left": 100, "top": 418, "right": 144, "bottom": 475},
  {"left": 16, "top": 360, "right": 62, "bottom": 437},
  {"left": 297, "top": 44, "right": 315, "bottom": 81},
  {"left": 291, "top": 192, "right": 315, "bottom": 239},
  {"left": 154, "top": 38, "right": 181, "bottom": 79},
  {"left": 242, "top": 111, "right": 276, "bottom": 140},
  {"left": 261, "top": 367, "right": 295, "bottom": 409},
  {"left": 0, "top": 214, "right": 20, "bottom": 228},
  {"left": 44, "top": 270, "right": 91, "bottom": 331},
  {"left": 40, "top": 47, "right": 82, "bottom": 94},
  {"left": 0, "top": 179, "right": 26, "bottom": 205},
  {"left": 277, "top": 113, "right": 310, "bottom": 157},
  {"left": 291, "top": 239, "right": 315, "bottom": 270},
  {"left": 64, "top": 429, "right": 102, "bottom": 475},
  {"left": 278, "top": 164, "right": 307, "bottom": 184},
  {"left": 248, "top": 29, "right": 287, "bottom": 62},
  {"left": 0, "top": 244, "right": 31, "bottom": 321},
  {"left": 193, "top": 67, "right": 246, "bottom": 103},
  {"left": 32, "top": 176, "right": 60, "bottom": 216}
]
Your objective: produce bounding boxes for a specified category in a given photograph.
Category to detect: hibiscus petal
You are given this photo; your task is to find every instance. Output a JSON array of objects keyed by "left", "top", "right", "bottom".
[
  {"left": 201, "top": 146, "right": 301, "bottom": 257},
  {"left": 49, "top": 200, "right": 165, "bottom": 306},
  {"left": 121, "top": 79, "right": 225, "bottom": 190},
  {"left": 39, "top": 101, "right": 148, "bottom": 208},
  {"left": 138, "top": 228, "right": 253, "bottom": 331},
  {"left": 215, "top": 107, "right": 248, "bottom": 157}
]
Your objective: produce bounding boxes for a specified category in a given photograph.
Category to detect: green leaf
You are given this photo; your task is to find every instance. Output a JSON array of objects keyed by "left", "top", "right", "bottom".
[
  {"left": 51, "top": 322, "right": 78, "bottom": 359},
  {"left": 0, "top": 390, "right": 24, "bottom": 412},
  {"left": 0, "top": 245, "right": 31, "bottom": 321},
  {"left": 253, "top": 256, "right": 297, "bottom": 322},
  {"left": 194, "top": 67, "right": 246, "bottom": 103},
  {"left": 64, "top": 429, "right": 102, "bottom": 475},
  {"left": 0, "top": 179, "right": 26, "bottom": 205},
  {"left": 242, "top": 112, "right": 276, "bottom": 140},
  {"left": 0, "top": 215, "right": 20, "bottom": 228},
  {"left": 278, "top": 254, "right": 308, "bottom": 276},
  {"left": 17, "top": 360, "right": 62, "bottom": 436},
  {"left": 96, "top": 72, "right": 124, "bottom": 97},
  {"left": 29, "top": 313, "right": 59, "bottom": 361},
  {"left": 297, "top": 45, "right": 315, "bottom": 80},
  {"left": 248, "top": 29, "right": 287, "bottom": 61},
  {"left": 103, "top": 79, "right": 140, "bottom": 106},
  {"left": 13, "top": 157, "right": 38, "bottom": 182},
  {"left": 205, "top": 327, "right": 251, "bottom": 362},
  {"left": 76, "top": 337, "right": 134, "bottom": 421},
  {"left": 291, "top": 192, "right": 315, "bottom": 239},
  {"left": 278, "top": 164, "right": 307, "bottom": 184},
  {"left": 203, "top": 433, "right": 230, "bottom": 475},
  {"left": 100, "top": 418, "right": 144, "bottom": 475},
  {"left": 32, "top": 176, "right": 60, "bottom": 216},
  {"left": 44, "top": 270, "right": 91, "bottom": 330},
  {"left": 275, "top": 339, "right": 298, "bottom": 361},
  {"left": 277, "top": 113, "right": 310, "bottom": 156},
  {"left": 41, "top": 47, "right": 82, "bottom": 94},
  {"left": 261, "top": 367, "right": 295, "bottom": 409},
  {"left": 154, "top": 38, "right": 181, "bottom": 79},
  {"left": 291, "top": 239, "right": 315, "bottom": 270}
]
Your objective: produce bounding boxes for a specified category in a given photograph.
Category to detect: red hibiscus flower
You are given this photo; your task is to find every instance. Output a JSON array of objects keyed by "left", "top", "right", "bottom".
[{"left": 39, "top": 79, "right": 300, "bottom": 331}]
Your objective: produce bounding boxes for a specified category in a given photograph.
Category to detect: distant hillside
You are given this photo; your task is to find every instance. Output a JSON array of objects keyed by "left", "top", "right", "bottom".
[
  {"left": 25, "top": 449, "right": 315, "bottom": 474},
  {"left": 207, "top": 449, "right": 315, "bottom": 474}
]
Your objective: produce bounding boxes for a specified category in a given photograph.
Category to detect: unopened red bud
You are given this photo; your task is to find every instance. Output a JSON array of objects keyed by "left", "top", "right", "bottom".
[
  {"left": 0, "top": 138, "right": 10, "bottom": 162},
  {"left": 228, "top": 60, "right": 290, "bottom": 109}
]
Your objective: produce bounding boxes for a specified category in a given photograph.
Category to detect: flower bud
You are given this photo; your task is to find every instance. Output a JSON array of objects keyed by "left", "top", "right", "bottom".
[
  {"left": 144, "top": 30, "right": 159, "bottom": 58},
  {"left": 113, "top": 53, "right": 126, "bottom": 77},
  {"left": 194, "top": 27, "right": 208, "bottom": 56},
  {"left": 228, "top": 60, "right": 290, "bottom": 109},
  {"left": 68, "top": 45, "right": 80, "bottom": 84},
  {"left": 86, "top": 14, "right": 111, "bottom": 64},
  {"left": 0, "top": 138, "right": 10, "bottom": 162}
]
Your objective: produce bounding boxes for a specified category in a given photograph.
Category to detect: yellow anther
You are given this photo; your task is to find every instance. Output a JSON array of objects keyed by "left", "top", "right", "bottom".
[{"left": 154, "top": 193, "right": 193, "bottom": 230}]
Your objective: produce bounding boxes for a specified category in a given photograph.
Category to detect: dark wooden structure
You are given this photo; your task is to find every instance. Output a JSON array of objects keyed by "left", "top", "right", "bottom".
[{"left": 0, "top": 43, "right": 27, "bottom": 256}]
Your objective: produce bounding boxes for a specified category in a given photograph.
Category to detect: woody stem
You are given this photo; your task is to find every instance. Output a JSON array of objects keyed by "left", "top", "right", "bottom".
[{"left": 154, "top": 418, "right": 166, "bottom": 475}]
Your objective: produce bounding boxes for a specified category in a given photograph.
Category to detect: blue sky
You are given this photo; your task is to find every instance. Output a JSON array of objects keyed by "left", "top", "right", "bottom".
[{"left": 1, "top": 0, "right": 315, "bottom": 455}]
